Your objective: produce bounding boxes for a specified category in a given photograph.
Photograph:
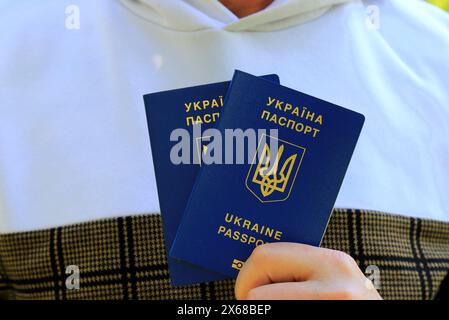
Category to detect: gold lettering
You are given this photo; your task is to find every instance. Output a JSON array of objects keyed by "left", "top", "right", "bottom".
[
  {"left": 274, "top": 100, "right": 284, "bottom": 110},
  {"left": 211, "top": 99, "right": 219, "bottom": 108},
  {"left": 269, "top": 114, "right": 278, "bottom": 123},
  {"left": 261, "top": 110, "right": 270, "bottom": 120},
  {"left": 278, "top": 116, "right": 287, "bottom": 126},
  {"left": 193, "top": 101, "right": 201, "bottom": 111},
  {"left": 274, "top": 231, "right": 283, "bottom": 241},
  {"left": 217, "top": 225, "right": 226, "bottom": 234},
  {"left": 305, "top": 111, "right": 315, "bottom": 122},
  {"left": 250, "top": 223, "right": 259, "bottom": 233},
  {"left": 225, "top": 213, "right": 233, "bottom": 223},
  {"left": 292, "top": 107, "right": 300, "bottom": 117},
  {"left": 186, "top": 116, "right": 194, "bottom": 126}
]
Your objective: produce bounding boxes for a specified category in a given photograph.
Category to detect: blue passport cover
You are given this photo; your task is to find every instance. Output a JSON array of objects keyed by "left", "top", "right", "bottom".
[
  {"left": 170, "top": 70, "right": 365, "bottom": 277},
  {"left": 144, "top": 74, "right": 280, "bottom": 286}
]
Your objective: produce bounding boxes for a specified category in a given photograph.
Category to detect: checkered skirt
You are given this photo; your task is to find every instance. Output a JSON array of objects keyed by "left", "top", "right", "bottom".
[{"left": 0, "top": 209, "right": 448, "bottom": 300}]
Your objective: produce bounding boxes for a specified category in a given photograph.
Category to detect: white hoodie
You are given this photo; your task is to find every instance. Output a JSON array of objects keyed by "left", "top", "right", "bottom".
[{"left": 0, "top": 0, "right": 448, "bottom": 233}]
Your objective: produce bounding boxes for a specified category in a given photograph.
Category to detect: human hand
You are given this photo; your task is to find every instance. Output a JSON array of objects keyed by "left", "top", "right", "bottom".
[{"left": 235, "top": 242, "right": 382, "bottom": 300}]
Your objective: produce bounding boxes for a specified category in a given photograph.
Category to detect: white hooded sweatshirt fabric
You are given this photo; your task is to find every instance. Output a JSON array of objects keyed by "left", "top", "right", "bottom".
[{"left": 0, "top": 0, "right": 449, "bottom": 233}]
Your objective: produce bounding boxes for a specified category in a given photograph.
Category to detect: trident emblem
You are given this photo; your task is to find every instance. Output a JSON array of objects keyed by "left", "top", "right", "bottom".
[
  {"left": 246, "top": 135, "right": 305, "bottom": 203},
  {"left": 253, "top": 144, "right": 297, "bottom": 197}
]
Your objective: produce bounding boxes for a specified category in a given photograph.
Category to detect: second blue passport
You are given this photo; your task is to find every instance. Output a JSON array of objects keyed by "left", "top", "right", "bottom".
[{"left": 144, "top": 74, "right": 280, "bottom": 286}]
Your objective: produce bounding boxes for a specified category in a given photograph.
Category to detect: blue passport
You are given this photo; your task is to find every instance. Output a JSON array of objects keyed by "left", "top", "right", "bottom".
[
  {"left": 144, "top": 74, "right": 280, "bottom": 286},
  {"left": 170, "top": 70, "right": 365, "bottom": 277}
]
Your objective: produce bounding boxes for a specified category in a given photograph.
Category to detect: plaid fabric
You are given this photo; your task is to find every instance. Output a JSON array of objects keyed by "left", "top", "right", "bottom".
[{"left": 0, "top": 209, "right": 448, "bottom": 300}]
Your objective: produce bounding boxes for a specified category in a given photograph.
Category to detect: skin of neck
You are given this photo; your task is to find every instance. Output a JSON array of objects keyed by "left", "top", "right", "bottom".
[{"left": 219, "top": 0, "right": 274, "bottom": 18}]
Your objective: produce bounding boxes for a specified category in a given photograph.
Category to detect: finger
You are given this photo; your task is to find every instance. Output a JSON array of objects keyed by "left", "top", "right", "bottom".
[
  {"left": 244, "top": 281, "right": 325, "bottom": 300},
  {"left": 245, "top": 281, "right": 371, "bottom": 300},
  {"left": 235, "top": 242, "right": 358, "bottom": 300}
]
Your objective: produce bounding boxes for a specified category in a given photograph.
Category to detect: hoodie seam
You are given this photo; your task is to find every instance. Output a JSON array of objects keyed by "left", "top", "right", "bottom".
[
  {"left": 118, "top": 0, "right": 354, "bottom": 33},
  {"left": 118, "top": 0, "right": 223, "bottom": 33}
]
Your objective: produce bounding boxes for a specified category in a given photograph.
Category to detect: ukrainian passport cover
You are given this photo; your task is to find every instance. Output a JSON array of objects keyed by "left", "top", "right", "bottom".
[
  {"left": 144, "top": 74, "right": 280, "bottom": 285},
  {"left": 170, "top": 70, "right": 365, "bottom": 277}
]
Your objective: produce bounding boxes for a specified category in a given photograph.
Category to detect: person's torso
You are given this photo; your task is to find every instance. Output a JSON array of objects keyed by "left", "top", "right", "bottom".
[{"left": 1, "top": 0, "right": 448, "bottom": 233}]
